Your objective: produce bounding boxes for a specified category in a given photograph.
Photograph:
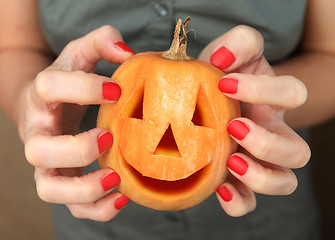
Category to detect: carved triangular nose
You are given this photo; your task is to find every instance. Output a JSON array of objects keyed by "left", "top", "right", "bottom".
[{"left": 153, "top": 124, "right": 182, "bottom": 158}]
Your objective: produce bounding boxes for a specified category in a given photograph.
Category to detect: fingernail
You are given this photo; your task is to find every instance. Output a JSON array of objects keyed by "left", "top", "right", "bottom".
[
  {"left": 101, "top": 172, "right": 121, "bottom": 191},
  {"left": 227, "top": 155, "right": 248, "bottom": 176},
  {"left": 97, "top": 132, "right": 113, "bottom": 153},
  {"left": 227, "top": 120, "right": 250, "bottom": 140},
  {"left": 218, "top": 77, "right": 238, "bottom": 94},
  {"left": 115, "top": 195, "right": 130, "bottom": 210},
  {"left": 102, "top": 82, "right": 121, "bottom": 101},
  {"left": 115, "top": 41, "right": 135, "bottom": 54},
  {"left": 210, "top": 46, "right": 235, "bottom": 70},
  {"left": 217, "top": 186, "right": 233, "bottom": 202}
]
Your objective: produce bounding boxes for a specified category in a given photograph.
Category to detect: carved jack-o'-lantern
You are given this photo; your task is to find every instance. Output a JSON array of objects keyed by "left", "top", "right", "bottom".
[{"left": 97, "top": 18, "right": 240, "bottom": 210}]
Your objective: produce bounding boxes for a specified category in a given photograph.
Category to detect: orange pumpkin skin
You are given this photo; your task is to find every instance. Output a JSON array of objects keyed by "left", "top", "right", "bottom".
[{"left": 97, "top": 51, "right": 240, "bottom": 211}]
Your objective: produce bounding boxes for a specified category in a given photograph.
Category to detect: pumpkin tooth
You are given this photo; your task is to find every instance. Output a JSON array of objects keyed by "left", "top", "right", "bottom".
[{"left": 153, "top": 124, "right": 181, "bottom": 158}]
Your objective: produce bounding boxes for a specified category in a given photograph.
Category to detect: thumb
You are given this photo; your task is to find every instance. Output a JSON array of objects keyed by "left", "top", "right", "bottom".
[{"left": 52, "top": 25, "right": 135, "bottom": 72}]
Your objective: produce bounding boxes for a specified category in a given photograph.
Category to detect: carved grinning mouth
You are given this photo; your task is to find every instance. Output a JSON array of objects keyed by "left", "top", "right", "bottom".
[
  {"left": 119, "top": 121, "right": 211, "bottom": 193},
  {"left": 119, "top": 149, "right": 211, "bottom": 194}
]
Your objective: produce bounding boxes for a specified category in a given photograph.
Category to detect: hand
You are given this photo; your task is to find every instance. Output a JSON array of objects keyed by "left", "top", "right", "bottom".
[
  {"left": 199, "top": 26, "right": 310, "bottom": 217},
  {"left": 21, "top": 26, "right": 135, "bottom": 221}
]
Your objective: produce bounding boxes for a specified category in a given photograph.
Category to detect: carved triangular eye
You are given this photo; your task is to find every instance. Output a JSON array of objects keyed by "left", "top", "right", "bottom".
[
  {"left": 191, "top": 100, "right": 203, "bottom": 126},
  {"left": 191, "top": 85, "right": 212, "bottom": 128},
  {"left": 154, "top": 125, "right": 182, "bottom": 158},
  {"left": 122, "top": 85, "right": 144, "bottom": 119}
]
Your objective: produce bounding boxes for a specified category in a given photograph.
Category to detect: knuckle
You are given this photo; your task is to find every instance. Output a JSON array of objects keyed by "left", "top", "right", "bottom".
[
  {"left": 285, "top": 76, "right": 308, "bottom": 108},
  {"left": 97, "top": 25, "right": 121, "bottom": 37},
  {"left": 53, "top": 42, "right": 78, "bottom": 70},
  {"left": 293, "top": 78, "right": 308, "bottom": 107},
  {"left": 244, "top": 193, "right": 257, "bottom": 214},
  {"left": 249, "top": 198, "right": 257, "bottom": 212},
  {"left": 75, "top": 176, "right": 96, "bottom": 203},
  {"left": 64, "top": 39, "right": 78, "bottom": 52},
  {"left": 285, "top": 175, "right": 298, "bottom": 195},
  {"left": 96, "top": 209, "right": 114, "bottom": 222},
  {"left": 34, "top": 71, "right": 50, "bottom": 100},
  {"left": 252, "top": 171, "right": 271, "bottom": 193},
  {"left": 74, "top": 69, "right": 87, "bottom": 77},
  {"left": 76, "top": 71, "right": 95, "bottom": 101},
  {"left": 68, "top": 39, "right": 80, "bottom": 49},
  {"left": 36, "top": 180, "right": 52, "bottom": 202},
  {"left": 228, "top": 203, "right": 253, "bottom": 217},
  {"left": 68, "top": 206, "right": 85, "bottom": 219},
  {"left": 252, "top": 76, "right": 265, "bottom": 102},
  {"left": 78, "top": 142, "right": 88, "bottom": 167},
  {"left": 25, "top": 137, "right": 43, "bottom": 167},
  {"left": 61, "top": 40, "right": 82, "bottom": 67},
  {"left": 255, "top": 133, "right": 274, "bottom": 160},
  {"left": 233, "top": 25, "right": 264, "bottom": 57},
  {"left": 277, "top": 169, "right": 298, "bottom": 195},
  {"left": 74, "top": 134, "right": 93, "bottom": 167},
  {"left": 292, "top": 140, "right": 311, "bottom": 168}
]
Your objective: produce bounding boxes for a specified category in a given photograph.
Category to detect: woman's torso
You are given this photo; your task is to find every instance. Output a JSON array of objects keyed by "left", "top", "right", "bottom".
[{"left": 39, "top": 1, "right": 321, "bottom": 239}]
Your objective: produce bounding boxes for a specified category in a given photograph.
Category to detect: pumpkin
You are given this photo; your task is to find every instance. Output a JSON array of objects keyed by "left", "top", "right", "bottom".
[{"left": 97, "top": 18, "right": 240, "bottom": 211}]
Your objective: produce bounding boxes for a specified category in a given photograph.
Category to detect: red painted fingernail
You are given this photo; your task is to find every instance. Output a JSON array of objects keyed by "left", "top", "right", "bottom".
[
  {"left": 217, "top": 186, "right": 233, "bottom": 202},
  {"left": 227, "top": 120, "right": 250, "bottom": 140},
  {"left": 101, "top": 172, "right": 121, "bottom": 191},
  {"left": 115, "top": 41, "right": 135, "bottom": 54},
  {"left": 97, "top": 132, "right": 113, "bottom": 153},
  {"left": 211, "top": 46, "right": 235, "bottom": 70},
  {"left": 115, "top": 195, "right": 130, "bottom": 210},
  {"left": 218, "top": 77, "right": 238, "bottom": 94},
  {"left": 102, "top": 82, "right": 121, "bottom": 101},
  {"left": 227, "top": 155, "right": 248, "bottom": 176}
]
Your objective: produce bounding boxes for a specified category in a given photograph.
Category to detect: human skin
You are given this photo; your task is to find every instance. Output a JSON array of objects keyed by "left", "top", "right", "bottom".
[{"left": 0, "top": 0, "right": 333, "bottom": 220}]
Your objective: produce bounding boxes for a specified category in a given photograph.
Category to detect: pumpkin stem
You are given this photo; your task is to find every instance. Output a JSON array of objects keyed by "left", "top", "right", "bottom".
[{"left": 162, "top": 17, "right": 191, "bottom": 61}]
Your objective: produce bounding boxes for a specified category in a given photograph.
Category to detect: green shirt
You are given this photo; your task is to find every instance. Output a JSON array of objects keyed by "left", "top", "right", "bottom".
[{"left": 40, "top": 0, "right": 306, "bottom": 68}]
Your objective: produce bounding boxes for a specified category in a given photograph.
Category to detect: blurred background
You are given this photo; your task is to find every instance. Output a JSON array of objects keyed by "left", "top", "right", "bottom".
[
  {"left": 0, "top": 110, "right": 53, "bottom": 239},
  {"left": 0, "top": 107, "right": 334, "bottom": 240}
]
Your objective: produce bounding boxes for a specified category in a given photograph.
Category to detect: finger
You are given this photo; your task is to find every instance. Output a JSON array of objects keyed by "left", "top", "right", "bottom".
[
  {"left": 227, "top": 153, "right": 298, "bottom": 195},
  {"left": 34, "top": 69, "right": 121, "bottom": 105},
  {"left": 67, "top": 192, "right": 130, "bottom": 222},
  {"left": 52, "top": 25, "right": 135, "bottom": 72},
  {"left": 218, "top": 73, "right": 308, "bottom": 109},
  {"left": 25, "top": 128, "right": 112, "bottom": 168},
  {"left": 198, "top": 25, "right": 272, "bottom": 74},
  {"left": 34, "top": 168, "right": 121, "bottom": 204},
  {"left": 216, "top": 180, "right": 256, "bottom": 217},
  {"left": 227, "top": 118, "right": 311, "bottom": 169}
]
